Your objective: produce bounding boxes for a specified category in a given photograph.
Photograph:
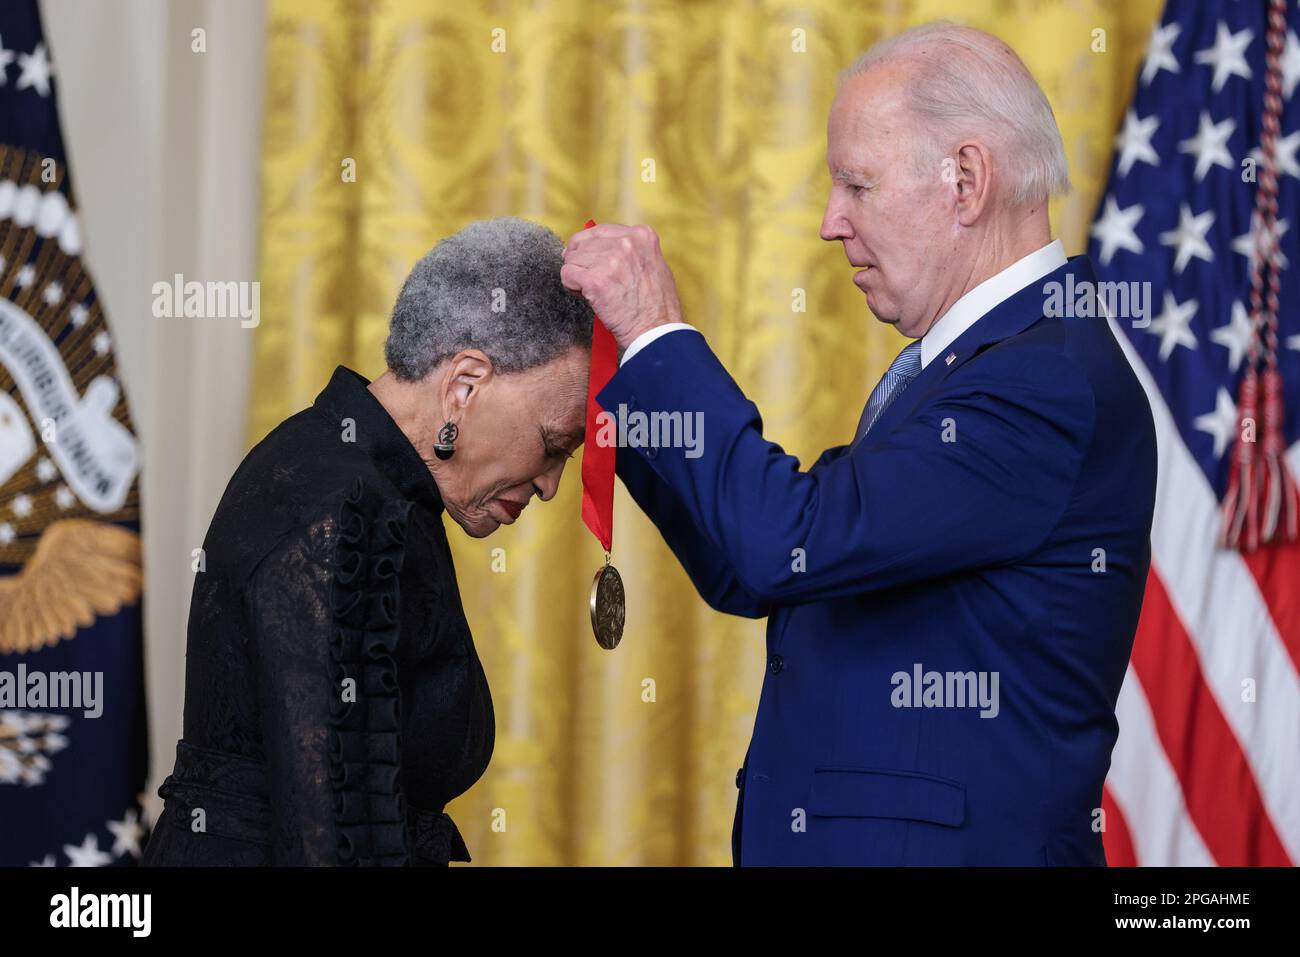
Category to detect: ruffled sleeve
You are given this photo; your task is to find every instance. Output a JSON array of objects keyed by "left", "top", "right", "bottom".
[
  {"left": 326, "top": 478, "right": 412, "bottom": 865},
  {"left": 245, "top": 477, "right": 415, "bottom": 865}
]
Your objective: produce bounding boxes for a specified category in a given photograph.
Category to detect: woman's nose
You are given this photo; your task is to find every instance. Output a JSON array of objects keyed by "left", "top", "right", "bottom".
[{"left": 533, "top": 459, "right": 566, "bottom": 502}]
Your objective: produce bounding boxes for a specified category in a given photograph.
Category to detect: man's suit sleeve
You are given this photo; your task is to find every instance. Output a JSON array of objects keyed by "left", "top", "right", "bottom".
[
  {"left": 617, "top": 448, "right": 771, "bottom": 618},
  {"left": 597, "top": 328, "right": 1095, "bottom": 604}
]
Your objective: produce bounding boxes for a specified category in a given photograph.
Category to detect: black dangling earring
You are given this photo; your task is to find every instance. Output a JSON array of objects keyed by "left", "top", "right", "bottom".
[{"left": 433, "top": 421, "right": 459, "bottom": 460}]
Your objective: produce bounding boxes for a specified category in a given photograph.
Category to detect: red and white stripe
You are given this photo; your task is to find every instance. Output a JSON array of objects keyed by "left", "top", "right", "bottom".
[{"left": 1104, "top": 317, "right": 1300, "bottom": 866}]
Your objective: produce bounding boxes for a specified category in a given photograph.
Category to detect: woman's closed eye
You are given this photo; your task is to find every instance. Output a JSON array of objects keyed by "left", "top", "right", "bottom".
[{"left": 539, "top": 425, "right": 582, "bottom": 462}]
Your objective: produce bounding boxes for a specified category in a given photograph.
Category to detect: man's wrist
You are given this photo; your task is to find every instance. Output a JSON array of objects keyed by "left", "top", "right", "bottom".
[
  {"left": 620, "top": 322, "right": 696, "bottom": 366},
  {"left": 616, "top": 320, "right": 663, "bottom": 351}
]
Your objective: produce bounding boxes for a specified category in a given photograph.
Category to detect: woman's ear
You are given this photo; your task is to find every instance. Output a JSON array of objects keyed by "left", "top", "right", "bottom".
[{"left": 440, "top": 349, "right": 494, "bottom": 418}]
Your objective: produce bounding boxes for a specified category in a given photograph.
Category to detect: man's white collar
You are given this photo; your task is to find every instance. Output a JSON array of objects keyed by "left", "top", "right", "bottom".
[{"left": 919, "top": 239, "right": 1067, "bottom": 369}]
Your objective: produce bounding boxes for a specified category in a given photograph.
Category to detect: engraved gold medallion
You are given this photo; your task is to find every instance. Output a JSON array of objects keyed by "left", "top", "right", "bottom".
[{"left": 589, "top": 558, "right": 625, "bottom": 650}]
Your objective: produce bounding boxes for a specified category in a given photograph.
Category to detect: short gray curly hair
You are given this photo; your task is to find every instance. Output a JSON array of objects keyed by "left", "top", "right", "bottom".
[{"left": 384, "top": 217, "right": 594, "bottom": 380}]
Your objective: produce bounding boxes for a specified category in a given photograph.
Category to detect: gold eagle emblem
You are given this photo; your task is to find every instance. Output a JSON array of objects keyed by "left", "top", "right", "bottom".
[{"left": 0, "top": 519, "right": 142, "bottom": 655}]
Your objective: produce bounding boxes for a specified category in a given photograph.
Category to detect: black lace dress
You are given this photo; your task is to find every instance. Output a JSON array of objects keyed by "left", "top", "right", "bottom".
[{"left": 142, "top": 366, "right": 495, "bottom": 866}]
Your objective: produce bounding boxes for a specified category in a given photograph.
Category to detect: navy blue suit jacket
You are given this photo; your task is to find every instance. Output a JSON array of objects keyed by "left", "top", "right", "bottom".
[{"left": 596, "top": 255, "right": 1157, "bottom": 865}]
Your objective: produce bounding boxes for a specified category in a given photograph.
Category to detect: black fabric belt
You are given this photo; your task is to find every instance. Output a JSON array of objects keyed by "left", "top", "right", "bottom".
[{"left": 156, "top": 739, "right": 469, "bottom": 865}]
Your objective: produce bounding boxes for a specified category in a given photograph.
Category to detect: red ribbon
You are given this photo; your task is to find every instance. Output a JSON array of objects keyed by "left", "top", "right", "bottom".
[{"left": 579, "top": 219, "right": 616, "bottom": 553}]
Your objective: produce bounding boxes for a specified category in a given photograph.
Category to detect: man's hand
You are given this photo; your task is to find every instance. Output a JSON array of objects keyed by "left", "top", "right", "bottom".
[{"left": 560, "top": 223, "right": 685, "bottom": 350}]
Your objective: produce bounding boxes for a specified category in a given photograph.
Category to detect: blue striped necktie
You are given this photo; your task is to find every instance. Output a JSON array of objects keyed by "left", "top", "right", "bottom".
[{"left": 852, "top": 340, "right": 923, "bottom": 446}]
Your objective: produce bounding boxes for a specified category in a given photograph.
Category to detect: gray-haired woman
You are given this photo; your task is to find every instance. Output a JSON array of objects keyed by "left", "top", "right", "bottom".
[{"left": 142, "top": 218, "right": 593, "bottom": 866}]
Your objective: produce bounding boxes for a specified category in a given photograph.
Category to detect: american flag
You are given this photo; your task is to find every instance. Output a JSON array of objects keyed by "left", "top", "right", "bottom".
[{"left": 1090, "top": 0, "right": 1300, "bottom": 865}]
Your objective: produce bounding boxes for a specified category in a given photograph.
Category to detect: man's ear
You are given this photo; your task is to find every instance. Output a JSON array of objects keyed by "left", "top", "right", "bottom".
[
  {"left": 439, "top": 349, "right": 495, "bottom": 419},
  {"left": 953, "top": 141, "right": 994, "bottom": 227}
]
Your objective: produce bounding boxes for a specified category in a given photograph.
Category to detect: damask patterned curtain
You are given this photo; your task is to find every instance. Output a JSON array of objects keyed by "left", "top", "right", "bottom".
[{"left": 249, "top": 0, "right": 1162, "bottom": 865}]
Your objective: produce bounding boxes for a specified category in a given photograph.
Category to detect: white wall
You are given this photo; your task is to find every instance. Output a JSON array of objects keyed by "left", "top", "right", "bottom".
[{"left": 41, "top": 0, "right": 266, "bottom": 822}]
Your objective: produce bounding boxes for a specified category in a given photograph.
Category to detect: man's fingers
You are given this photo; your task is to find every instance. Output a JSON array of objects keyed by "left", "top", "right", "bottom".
[
  {"left": 561, "top": 222, "right": 652, "bottom": 302},
  {"left": 559, "top": 261, "right": 590, "bottom": 293},
  {"left": 563, "top": 227, "right": 596, "bottom": 254},
  {"left": 564, "top": 222, "right": 632, "bottom": 255},
  {"left": 561, "top": 243, "right": 613, "bottom": 270}
]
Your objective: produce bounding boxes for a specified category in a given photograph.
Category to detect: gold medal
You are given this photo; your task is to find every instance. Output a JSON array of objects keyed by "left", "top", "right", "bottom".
[{"left": 589, "top": 556, "right": 625, "bottom": 650}]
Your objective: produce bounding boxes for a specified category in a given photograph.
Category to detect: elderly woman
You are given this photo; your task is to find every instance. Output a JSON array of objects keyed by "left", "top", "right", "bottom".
[{"left": 142, "top": 218, "right": 592, "bottom": 866}]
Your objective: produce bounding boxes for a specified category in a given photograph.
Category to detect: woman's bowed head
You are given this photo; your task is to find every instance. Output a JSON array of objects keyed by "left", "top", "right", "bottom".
[{"left": 370, "top": 217, "right": 595, "bottom": 537}]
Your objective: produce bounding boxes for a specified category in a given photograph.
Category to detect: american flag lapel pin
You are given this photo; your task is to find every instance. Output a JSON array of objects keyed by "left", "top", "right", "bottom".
[{"left": 945, "top": 352, "right": 956, "bottom": 366}]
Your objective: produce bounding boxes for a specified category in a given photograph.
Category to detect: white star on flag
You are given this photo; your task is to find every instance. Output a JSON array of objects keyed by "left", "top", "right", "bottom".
[
  {"left": 107, "top": 809, "right": 145, "bottom": 858},
  {"left": 1247, "top": 130, "right": 1300, "bottom": 182},
  {"left": 1193, "top": 22, "right": 1254, "bottom": 94},
  {"left": 1090, "top": 197, "right": 1145, "bottom": 266},
  {"left": 63, "top": 833, "right": 113, "bottom": 867},
  {"left": 1159, "top": 203, "right": 1216, "bottom": 274},
  {"left": 1232, "top": 213, "right": 1290, "bottom": 271},
  {"left": 1148, "top": 290, "right": 1199, "bottom": 361},
  {"left": 1210, "top": 301, "right": 1256, "bottom": 372},
  {"left": 1143, "top": 22, "right": 1181, "bottom": 85},
  {"left": 1194, "top": 386, "right": 1239, "bottom": 459},
  {"left": 16, "top": 42, "right": 53, "bottom": 97},
  {"left": 1282, "top": 29, "right": 1300, "bottom": 99},
  {"left": 1178, "top": 111, "right": 1236, "bottom": 181},
  {"left": 1116, "top": 110, "right": 1161, "bottom": 176}
]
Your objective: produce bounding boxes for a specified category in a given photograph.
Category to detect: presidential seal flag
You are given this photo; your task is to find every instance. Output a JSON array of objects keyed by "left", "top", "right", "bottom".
[{"left": 0, "top": 2, "right": 147, "bottom": 865}]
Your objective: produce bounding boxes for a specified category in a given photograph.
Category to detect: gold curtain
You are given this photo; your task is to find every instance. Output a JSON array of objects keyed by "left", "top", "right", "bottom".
[{"left": 249, "top": 0, "right": 1163, "bottom": 865}]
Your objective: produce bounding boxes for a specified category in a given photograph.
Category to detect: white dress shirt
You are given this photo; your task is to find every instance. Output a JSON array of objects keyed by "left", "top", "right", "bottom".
[
  {"left": 618, "top": 239, "right": 1067, "bottom": 368},
  {"left": 620, "top": 321, "right": 697, "bottom": 365},
  {"left": 918, "top": 239, "right": 1066, "bottom": 368}
]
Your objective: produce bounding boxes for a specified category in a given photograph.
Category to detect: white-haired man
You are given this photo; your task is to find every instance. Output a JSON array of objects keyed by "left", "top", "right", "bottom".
[{"left": 563, "top": 22, "right": 1156, "bottom": 865}]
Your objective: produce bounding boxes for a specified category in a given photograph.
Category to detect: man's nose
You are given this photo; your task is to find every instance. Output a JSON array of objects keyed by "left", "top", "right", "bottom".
[{"left": 819, "top": 194, "right": 852, "bottom": 243}]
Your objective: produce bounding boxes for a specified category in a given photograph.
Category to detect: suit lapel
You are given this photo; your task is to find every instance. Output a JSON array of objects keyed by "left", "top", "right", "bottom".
[{"left": 863, "top": 255, "right": 1095, "bottom": 443}]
